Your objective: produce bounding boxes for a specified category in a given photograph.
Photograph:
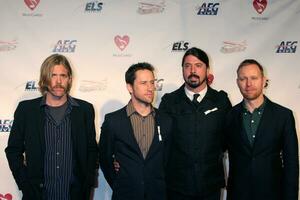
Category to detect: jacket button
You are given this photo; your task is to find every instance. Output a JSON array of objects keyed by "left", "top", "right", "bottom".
[{"left": 39, "top": 183, "right": 44, "bottom": 188}]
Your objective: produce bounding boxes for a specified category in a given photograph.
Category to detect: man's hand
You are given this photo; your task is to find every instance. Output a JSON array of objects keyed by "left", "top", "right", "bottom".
[{"left": 113, "top": 160, "right": 120, "bottom": 172}]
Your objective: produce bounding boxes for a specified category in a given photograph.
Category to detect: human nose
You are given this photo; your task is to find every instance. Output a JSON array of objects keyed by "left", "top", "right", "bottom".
[
  {"left": 191, "top": 65, "right": 196, "bottom": 74},
  {"left": 147, "top": 82, "right": 155, "bottom": 91},
  {"left": 246, "top": 79, "right": 251, "bottom": 86},
  {"left": 56, "top": 75, "right": 62, "bottom": 84}
]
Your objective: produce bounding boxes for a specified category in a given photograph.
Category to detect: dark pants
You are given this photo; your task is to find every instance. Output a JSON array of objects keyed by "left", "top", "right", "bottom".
[{"left": 167, "top": 189, "right": 221, "bottom": 200}]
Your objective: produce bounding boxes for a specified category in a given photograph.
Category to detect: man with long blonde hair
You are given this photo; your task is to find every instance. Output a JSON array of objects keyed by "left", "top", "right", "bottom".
[{"left": 5, "top": 54, "right": 98, "bottom": 200}]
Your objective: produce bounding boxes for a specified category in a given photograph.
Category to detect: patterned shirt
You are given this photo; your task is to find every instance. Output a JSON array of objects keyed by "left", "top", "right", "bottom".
[
  {"left": 41, "top": 96, "right": 79, "bottom": 200},
  {"left": 126, "top": 101, "right": 155, "bottom": 158}
]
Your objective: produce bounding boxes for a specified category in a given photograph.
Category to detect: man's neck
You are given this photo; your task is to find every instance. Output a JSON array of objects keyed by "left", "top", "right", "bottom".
[
  {"left": 244, "top": 95, "right": 264, "bottom": 113},
  {"left": 131, "top": 99, "right": 152, "bottom": 117},
  {"left": 46, "top": 93, "right": 68, "bottom": 107},
  {"left": 185, "top": 83, "right": 207, "bottom": 93}
]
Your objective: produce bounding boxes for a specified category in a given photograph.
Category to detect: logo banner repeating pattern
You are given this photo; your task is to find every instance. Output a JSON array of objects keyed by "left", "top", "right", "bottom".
[{"left": 0, "top": 0, "right": 299, "bottom": 199}]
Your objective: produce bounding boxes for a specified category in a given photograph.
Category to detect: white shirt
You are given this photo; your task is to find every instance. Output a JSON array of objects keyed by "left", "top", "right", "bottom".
[{"left": 184, "top": 85, "right": 208, "bottom": 103}]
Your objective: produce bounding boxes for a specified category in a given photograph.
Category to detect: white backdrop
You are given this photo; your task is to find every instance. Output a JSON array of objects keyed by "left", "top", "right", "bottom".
[{"left": 0, "top": 0, "right": 299, "bottom": 199}]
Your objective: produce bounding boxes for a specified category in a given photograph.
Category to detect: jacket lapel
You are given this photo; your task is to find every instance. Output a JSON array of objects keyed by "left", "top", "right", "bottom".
[
  {"left": 235, "top": 103, "right": 253, "bottom": 153},
  {"left": 38, "top": 99, "right": 46, "bottom": 156},
  {"left": 145, "top": 110, "right": 161, "bottom": 161},
  {"left": 120, "top": 108, "right": 145, "bottom": 158},
  {"left": 70, "top": 106, "right": 80, "bottom": 152},
  {"left": 252, "top": 99, "right": 272, "bottom": 153}
]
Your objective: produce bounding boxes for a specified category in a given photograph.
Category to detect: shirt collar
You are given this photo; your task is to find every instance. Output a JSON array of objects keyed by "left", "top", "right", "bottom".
[
  {"left": 184, "top": 85, "right": 208, "bottom": 102},
  {"left": 40, "top": 95, "right": 79, "bottom": 107},
  {"left": 126, "top": 100, "right": 155, "bottom": 117},
  {"left": 242, "top": 96, "right": 266, "bottom": 113}
]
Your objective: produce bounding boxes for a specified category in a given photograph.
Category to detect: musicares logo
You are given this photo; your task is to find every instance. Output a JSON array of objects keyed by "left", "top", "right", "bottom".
[
  {"left": 0, "top": 193, "right": 12, "bottom": 200},
  {"left": 220, "top": 40, "right": 247, "bottom": 54},
  {"left": 0, "top": 40, "right": 18, "bottom": 52},
  {"left": 114, "top": 35, "right": 130, "bottom": 51},
  {"left": 24, "top": 0, "right": 40, "bottom": 11},
  {"left": 253, "top": 0, "right": 267, "bottom": 14}
]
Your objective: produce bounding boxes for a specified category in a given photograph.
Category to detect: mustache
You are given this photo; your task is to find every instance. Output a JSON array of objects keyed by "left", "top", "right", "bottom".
[
  {"left": 188, "top": 74, "right": 200, "bottom": 79},
  {"left": 53, "top": 85, "right": 66, "bottom": 89}
]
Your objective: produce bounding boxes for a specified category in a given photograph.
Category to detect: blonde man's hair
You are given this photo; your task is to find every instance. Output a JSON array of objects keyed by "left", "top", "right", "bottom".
[{"left": 38, "top": 54, "right": 73, "bottom": 95}]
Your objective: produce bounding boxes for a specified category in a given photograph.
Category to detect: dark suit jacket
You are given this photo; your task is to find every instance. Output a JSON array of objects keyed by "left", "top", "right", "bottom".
[
  {"left": 5, "top": 96, "right": 98, "bottom": 200},
  {"left": 225, "top": 97, "right": 299, "bottom": 200},
  {"left": 99, "top": 106, "right": 172, "bottom": 200},
  {"left": 159, "top": 85, "right": 232, "bottom": 196}
]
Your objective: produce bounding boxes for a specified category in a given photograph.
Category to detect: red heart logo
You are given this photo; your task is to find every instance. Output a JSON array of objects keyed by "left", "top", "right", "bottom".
[
  {"left": 24, "top": 0, "right": 40, "bottom": 11},
  {"left": 0, "top": 193, "right": 13, "bottom": 200},
  {"left": 114, "top": 35, "right": 130, "bottom": 51},
  {"left": 253, "top": 0, "right": 267, "bottom": 14}
]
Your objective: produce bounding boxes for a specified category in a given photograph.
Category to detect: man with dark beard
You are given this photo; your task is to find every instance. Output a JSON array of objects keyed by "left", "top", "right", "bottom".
[{"left": 159, "top": 47, "right": 232, "bottom": 200}]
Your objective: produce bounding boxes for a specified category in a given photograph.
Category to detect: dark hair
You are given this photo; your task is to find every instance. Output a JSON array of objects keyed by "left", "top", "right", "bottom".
[
  {"left": 125, "top": 62, "right": 154, "bottom": 85},
  {"left": 237, "top": 59, "right": 264, "bottom": 76},
  {"left": 38, "top": 54, "right": 72, "bottom": 95},
  {"left": 181, "top": 47, "right": 209, "bottom": 67}
]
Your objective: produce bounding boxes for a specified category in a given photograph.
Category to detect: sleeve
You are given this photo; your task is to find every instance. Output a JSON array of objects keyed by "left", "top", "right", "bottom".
[
  {"left": 85, "top": 103, "right": 98, "bottom": 187},
  {"left": 219, "top": 90, "right": 232, "bottom": 152},
  {"left": 161, "top": 113, "right": 173, "bottom": 169},
  {"left": 98, "top": 115, "right": 115, "bottom": 188},
  {"left": 5, "top": 102, "right": 28, "bottom": 190},
  {"left": 219, "top": 90, "right": 232, "bottom": 113},
  {"left": 158, "top": 94, "right": 170, "bottom": 114},
  {"left": 282, "top": 110, "right": 299, "bottom": 200}
]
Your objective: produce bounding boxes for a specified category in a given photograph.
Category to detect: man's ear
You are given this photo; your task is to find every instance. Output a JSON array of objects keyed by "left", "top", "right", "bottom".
[
  {"left": 126, "top": 83, "right": 133, "bottom": 94},
  {"left": 263, "top": 76, "right": 269, "bottom": 88},
  {"left": 68, "top": 76, "right": 72, "bottom": 85},
  {"left": 206, "top": 67, "right": 210, "bottom": 76}
]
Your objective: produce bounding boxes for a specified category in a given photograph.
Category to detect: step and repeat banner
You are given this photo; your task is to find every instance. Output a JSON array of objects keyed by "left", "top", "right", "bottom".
[{"left": 0, "top": 0, "right": 299, "bottom": 199}]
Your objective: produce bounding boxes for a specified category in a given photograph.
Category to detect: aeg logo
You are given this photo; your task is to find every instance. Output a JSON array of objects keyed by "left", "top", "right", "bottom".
[{"left": 197, "top": 3, "right": 220, "bottom": 15}]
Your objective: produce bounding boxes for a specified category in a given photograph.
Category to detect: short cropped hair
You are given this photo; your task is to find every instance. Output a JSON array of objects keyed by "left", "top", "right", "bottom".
[
  {"left": 237, "top": 59, "right": 264, "bottom": 76},
  {"left": 125, "top": 62, "right": 154, "bottom": 85}
]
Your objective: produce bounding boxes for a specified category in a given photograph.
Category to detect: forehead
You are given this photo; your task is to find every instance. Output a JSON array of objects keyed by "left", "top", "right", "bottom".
[
  {"left": 51, "top": 64, "right": 68, "bottom": 74},
  {"left": 238, "top": 64, "right": 262, "bottom": 76},
  {"left": 183, "top": 55, "right": 204, "bottom": 64},
  {"left": 134, "top": 69, "right": 154, "bottom": 80}
]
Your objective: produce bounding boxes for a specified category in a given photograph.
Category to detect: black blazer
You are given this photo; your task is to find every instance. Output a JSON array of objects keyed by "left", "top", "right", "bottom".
[
  {"left": 159, "top": 85, "right": 232, "bottom": 196},
  {"left": 99, "top": 106, "right": 172, "bottom": 200},
  {"left": 5, "top": 97, "right": 98, "bottom": 200},
  {"left": 225, "top": 97, "right": 299, "bottom": 200}
]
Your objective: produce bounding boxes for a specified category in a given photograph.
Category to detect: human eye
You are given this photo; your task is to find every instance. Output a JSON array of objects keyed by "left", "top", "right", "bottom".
[
  {"left": 61, "top": 74, "right": 68, "bottom": 78},
  {"left": 183, "top": 63, "right": 191, "bottom": 68},
  {"left": 195, "top": 63, "right": 203, "bottom": 68},
  {"left": 238, "top": 77, "right": 245, "bottom": 81}
]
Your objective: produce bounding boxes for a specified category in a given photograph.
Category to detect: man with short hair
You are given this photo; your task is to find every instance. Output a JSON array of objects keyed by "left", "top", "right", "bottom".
[
  {"left": 99, "top": 62, "right": 172, "bottom": 200},
  {"left": 159, "top": 47, "right": 232, "bottom": 200},
  {"left": 5, "top": 54, "right": 98, "bottom": 200},
  {"left": 225, "top": 59, "right": 299, "bottom": 200}
]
